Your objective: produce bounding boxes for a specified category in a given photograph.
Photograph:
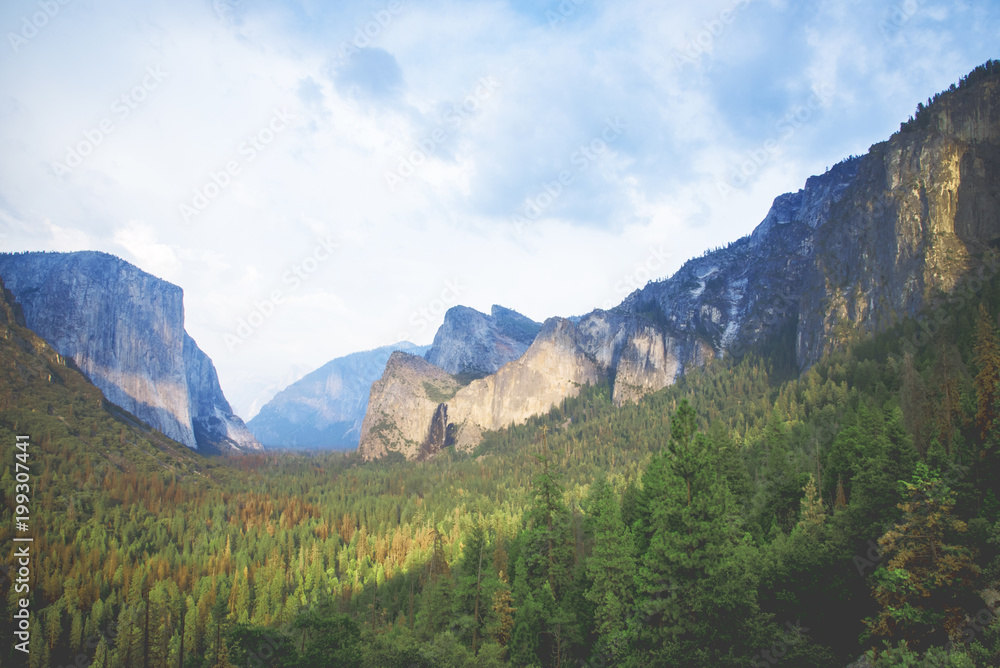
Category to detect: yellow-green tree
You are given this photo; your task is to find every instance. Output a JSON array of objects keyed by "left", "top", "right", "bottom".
[{"left": 866, "top": 463, "right": 981, "bottom": 651}]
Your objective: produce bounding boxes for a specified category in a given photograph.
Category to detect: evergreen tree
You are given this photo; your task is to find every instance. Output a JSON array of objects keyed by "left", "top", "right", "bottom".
[
  {"left": 635, "top": 400, "right": 767, "bottom": 664},
  {"left": 867, "top": 464, "right": 982, "bottom": 652},
  {"left": 584, "top": 477, "right": 637, "bottom": 663},
  {"left": 488, "top": 571, "right": 516, "bottom": 650}
]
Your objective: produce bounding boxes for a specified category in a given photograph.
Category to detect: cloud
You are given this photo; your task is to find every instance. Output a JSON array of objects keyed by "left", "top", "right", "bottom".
[
  {"left": 112, "top": 221, "right": 182, "bottom": 281},
  {"left": 330, "top": 47, "right": 404, "bottom": 102}
]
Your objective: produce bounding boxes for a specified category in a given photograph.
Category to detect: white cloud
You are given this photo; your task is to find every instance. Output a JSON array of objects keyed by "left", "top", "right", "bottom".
[{"left": 113, "top": 221, "right": 182, "bottom": 281}]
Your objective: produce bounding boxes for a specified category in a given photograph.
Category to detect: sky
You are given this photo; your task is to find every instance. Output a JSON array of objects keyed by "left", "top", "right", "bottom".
[{"left": 0, "top": 0, "right": 997, "bottom": 419}]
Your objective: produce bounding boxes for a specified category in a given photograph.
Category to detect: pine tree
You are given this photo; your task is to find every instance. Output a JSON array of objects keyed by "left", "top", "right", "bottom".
[
  {"left": 634, "top": 400, "right": 765, "bottom": 662},
  {"left": 489, "top": 571, "right": 516, "bottom": 648},
  {"left": 934, "top": 346, "right": 965, "bottom": 452},
  {"left": 900, "top": 351, "right": 929, "bottom": 454},
  {"left": 866, "top": 463, "right": 981, "bottom": 651},
  {"left": 798, "top": 474, "right": 826, "bottom": 530},
  {"left": 584, "top": 477, "right": 637, "bottom": 663},
  {"left": 453, "top": 520, "right": 494, "bottom": 653},
  {"left": 509, "top": 555, "right": 541, "bottom": 666},
  {"left": 834, "top": 477, "right": 848, "bottom": 510}
]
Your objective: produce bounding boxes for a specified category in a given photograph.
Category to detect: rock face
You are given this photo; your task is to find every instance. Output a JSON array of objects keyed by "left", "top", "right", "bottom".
[
  {"left": 359, "top": 71, "right": 1000, "bottom": 460},
  {"left": 358, "top": 320, "right": 601, "bottom": 460},
  {"left": 248, "top": 342, "right": 429, "bottom": 449},
  {"left": 0, "top": 251, "right": 261, "bottom": 452},
  {"left": 358, "top": 351, "right": 462, "bottom": 460},
  {"left": 796, "top": 78, "right": 1000, "bottom": 367},
  {"left": 446, "top": 318, "right": 602, "bottom": 450},
  {"left": 424, "top": 305, "right": 542, "bottom": 379}
]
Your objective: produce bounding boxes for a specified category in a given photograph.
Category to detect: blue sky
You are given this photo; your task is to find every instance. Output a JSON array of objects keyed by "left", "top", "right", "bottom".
[{"left": 0, "top": 0, "right": 997, "bottom": 418}]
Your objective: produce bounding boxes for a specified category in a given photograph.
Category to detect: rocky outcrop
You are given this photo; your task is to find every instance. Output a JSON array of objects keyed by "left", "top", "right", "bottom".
[
  {"left": 359, "top": 69, "right": 1000, "bottom": 460},
  {"left": 358, "top": 320, "right": 601, "bottom": 460},
  {"left": 425, "top": 305, "right": 541, "bottom": 379},
  {"left": 358, "top": 352, "right": 461, "bottom": 460},
  {"left": 0, "top": 251, "right": 260, "bottom": 452},
  {"left": 447, "top": 318, "right": 603, "bottom": 450},
  {"left": 248, "top": 342, "right": 429, "bottom": 449}
]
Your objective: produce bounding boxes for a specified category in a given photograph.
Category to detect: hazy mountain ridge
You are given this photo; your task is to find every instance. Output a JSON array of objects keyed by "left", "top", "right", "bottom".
[
  {"left": 0, "top": 251, "right": 260, "bottom": 452},
  {"left": 248, "top": 342, "right": 429, "bottom": 449}
]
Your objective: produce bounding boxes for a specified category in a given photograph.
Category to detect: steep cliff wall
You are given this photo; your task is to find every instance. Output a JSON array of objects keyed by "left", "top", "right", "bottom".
[
  {"left": 797, "top": 79, "right": 1000, "bottom": 366},
  {"left": 358, "top": 351, "right": 461, "bottom": 460},
  {"left": 358, "top": 320, "right": 602, "bottom": 460},
  {"left": 447, "top": 318, "right": 603, "bottom": 450},
  {"left": 0, "top": 251, "right": 260, "bottom": 451}
]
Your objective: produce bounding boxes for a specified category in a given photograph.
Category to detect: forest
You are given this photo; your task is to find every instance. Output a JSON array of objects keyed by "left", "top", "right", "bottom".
[{"left": 3, "top": 259, "right": 1000, "bottom": 667}]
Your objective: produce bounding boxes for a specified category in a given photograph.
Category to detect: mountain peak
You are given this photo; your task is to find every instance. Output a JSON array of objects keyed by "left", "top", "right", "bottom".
[{"left": 424, "top": 304, "right": 542, "bottom": 379}]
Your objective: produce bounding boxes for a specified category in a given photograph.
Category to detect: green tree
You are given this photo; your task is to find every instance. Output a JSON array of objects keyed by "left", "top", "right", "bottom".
[
  {"left": 226, "top": 624, "right": 297, "bottom": 668},
  {"left": 584, "top": 477, "right": 636, "bottom": 663},
  {"left": 291, "top": 603, "right": 362, "bottom": 668},
  {"left": 635, "top": 400, "right": 769, "bottom": 665}
]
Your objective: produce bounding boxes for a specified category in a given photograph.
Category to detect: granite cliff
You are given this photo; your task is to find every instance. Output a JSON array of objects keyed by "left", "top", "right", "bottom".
[{"left": 0, "top": 251, "right": 260, "bottom": 452}]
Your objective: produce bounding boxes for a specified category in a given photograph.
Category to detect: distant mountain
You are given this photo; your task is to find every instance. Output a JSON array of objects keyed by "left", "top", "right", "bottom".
[
  {"left": 424, "top": 305, "right": 542, "bottom": 380},
  {"left": 359, "top": 66, "right": 1000, "bottom": 460},
  {"left": 248, "top": 342, "right": 429, "bottom": 449},
  {"left": 0, "top": 251, "right": 260, "bottom": 452}
]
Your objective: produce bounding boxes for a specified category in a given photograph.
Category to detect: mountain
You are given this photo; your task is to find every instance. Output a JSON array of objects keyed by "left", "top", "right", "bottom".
[
  {"left": 0, "top": 251, "right": 261, "bottom": 452},
  {"left": 247, "top": 342, "right": 429, "bottom": 449},
  {"left": 359, "top": 319, "right": 600, "bottom": 460},
  {"left": 0, "top": 275, "right": 216, "bottom": 475},
  {"left": 359, "top": 67, "right": 1000, "bottom": 460},
  {"left": 424, "top": 304, "right": 542, "bottom": 379}
]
